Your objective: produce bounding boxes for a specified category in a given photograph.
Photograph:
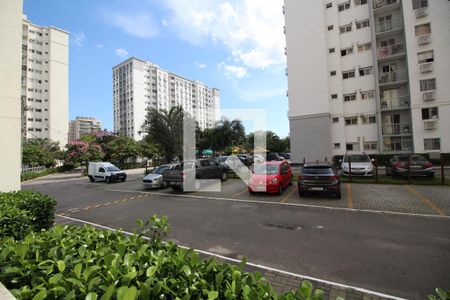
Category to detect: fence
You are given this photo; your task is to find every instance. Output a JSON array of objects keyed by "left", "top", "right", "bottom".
[{"left": 21, "top": 166, "right": 46, "bottom": 174}]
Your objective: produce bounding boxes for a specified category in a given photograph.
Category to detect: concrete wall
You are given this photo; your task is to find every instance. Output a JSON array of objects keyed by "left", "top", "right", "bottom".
[{"left": 0, "top": 0, "right": 23, "bottom": 192}]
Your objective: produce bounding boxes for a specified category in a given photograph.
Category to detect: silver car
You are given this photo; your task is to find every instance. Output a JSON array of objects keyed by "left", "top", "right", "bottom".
[
  {"left": 340, "top": 153, "right": 374, "bottom": 177},
  {"left": 143, "top": 164, "right": 176, "bottom": 189}
]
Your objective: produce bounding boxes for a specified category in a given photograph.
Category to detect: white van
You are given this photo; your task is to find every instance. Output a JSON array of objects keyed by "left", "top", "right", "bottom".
[{"left": 88, "top": 162, "right": 127, "bottom": 183}]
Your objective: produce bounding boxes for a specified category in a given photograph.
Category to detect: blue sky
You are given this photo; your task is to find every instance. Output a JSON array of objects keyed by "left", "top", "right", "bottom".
[{"left": 24, "top": 0, "right": 289, "bottom": 137}]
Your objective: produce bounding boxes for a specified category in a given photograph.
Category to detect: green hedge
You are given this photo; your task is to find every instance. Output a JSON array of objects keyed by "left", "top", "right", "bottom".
[
  {"left": 0, "top": 191, "right": 56, "bottom": 239},
  {"left": 21, "top": 168, "right": 57, "bottom": 182},
  {"left": 0, "top": 216, "right": 331, "bottom": 300}
]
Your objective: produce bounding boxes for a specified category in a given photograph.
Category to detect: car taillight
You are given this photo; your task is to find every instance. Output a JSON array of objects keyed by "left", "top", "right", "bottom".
[
  {"left": 298, "top": 175, "right": 305, "bottom": 180},
  {"left": 181, "top": 172, "right": 186, "bottom": 179},
  {"left": 325, "top": 176, "right": 338, "bottom": 180},
  {"left": 393, "top": 162, "right": 404, "bottom": 169},
  {"left": 425, "top": 162, "right": 433, "bottom": 168}
]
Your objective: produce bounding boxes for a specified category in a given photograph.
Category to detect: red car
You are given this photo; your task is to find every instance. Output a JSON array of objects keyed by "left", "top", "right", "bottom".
[{"left": 248, "top": 161, "right": 292, "bottom": 195}]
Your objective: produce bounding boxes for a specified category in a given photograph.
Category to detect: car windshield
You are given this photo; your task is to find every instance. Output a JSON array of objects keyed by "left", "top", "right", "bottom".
[
  {"left": 152, "top": 165, "right": 170, "bottom": 174},
  {"left": 254, "top": 164, "right": 279, "bottom": 175},
  {"left": 343, "top": 155, "right": 370, "bottom": 163},
  {"left": 302, "top": 167, "right": 334, "bottom": 175},
  {"left": 107, "top": 166, "right": 121, "bottom": 172}
]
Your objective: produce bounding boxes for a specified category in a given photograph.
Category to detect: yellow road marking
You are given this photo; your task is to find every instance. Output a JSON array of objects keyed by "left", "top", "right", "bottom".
[
  {"left": 232, "top": 188, "right": 249, "bottom": 198},
  {"left": 130, "top": 196, "right": 136, "bottom": 200},
  {"left": 113, "top": 200, "right": 121, "bottom": 204},
  {"left": 137, "top": 195, "right": 144, "bottom": 199},
  {"left": 121, "top": 199, "right": 128, "bottom": 202},
  {"left": 281, "top": 186, "right": 297, "bottom": 203},
  {"left": 59, "top": 212, "right": 66, "bottom": 216},
  {"left": 406, "top": 185, "right": 445, "bottom": 216},
  {"left": 347, "top": 183, "right": 353, "bottom": 209},
  {"left": 94, "top": 204, "right": 101, "bottom": 208},
  {"left": 104, "top": 202, "right": 112, "bottom": 206}
]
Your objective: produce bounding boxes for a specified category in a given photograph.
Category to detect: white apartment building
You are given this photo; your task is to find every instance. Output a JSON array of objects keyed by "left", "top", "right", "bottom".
[
  {"left": 22, "top": 17, "right": 69, "bottom": 147},
  {"left": 0, "top": 0, "right": 23, "bottom": 192},
  {"left": 284, "top": 0, "right": 450, "bottom": 163},
  {"left": 68, "top": 117, "right": 102, "bottom": 142},
  {"left": 113, "top": 57, "right": 220, "bottom": 140}
]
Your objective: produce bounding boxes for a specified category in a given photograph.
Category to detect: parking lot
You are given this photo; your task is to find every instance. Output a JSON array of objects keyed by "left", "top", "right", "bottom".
[{"left": 23, "top": 170, "right": 450, "bottom": 299}]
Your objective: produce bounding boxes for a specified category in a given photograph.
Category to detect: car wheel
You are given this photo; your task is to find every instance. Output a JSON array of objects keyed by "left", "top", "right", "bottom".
[
  {"left": 105, "top": 176, "right": 110, "bottom": 183},
  {"left": 88, "top": 176, "right": 95, "bottom": 182},
  {"left": 121, "top": 178, "right": 126, "bottom": 182},
  {"left": 221, "top": 172, "right": 227, "bottom": 181},
  {"left": 278, "top": 185, "right": 283, "bottom": 195},
  {"left": 336, "top": 191, "right": 342, "bottom": 199}
]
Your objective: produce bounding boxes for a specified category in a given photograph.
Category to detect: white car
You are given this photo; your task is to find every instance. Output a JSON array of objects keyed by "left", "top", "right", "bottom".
[
  {"left": 88, "top": 162, "right": 127, "bottom": 183},
  {"left": 340, "top": 153, "right": 374, "bottom": 177},
  {"left": 143, "top": 164, "right": 176, "bottom": 189},
  {"left": 253, "top": 154, "right": 265, "bottom": 164}
]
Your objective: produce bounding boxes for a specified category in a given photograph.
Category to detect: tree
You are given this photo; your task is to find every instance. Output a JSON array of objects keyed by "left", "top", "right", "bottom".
[
  {"left": 22, "top": 139, "right": 62, "bottom": 168},
  {"left": 246, "top": 131, "right": 289, "bottom": 153},
  {"left": 213, "top": 118, "right": 246, "bottom": 152},
  {"left": 104, "top": 136, "right": 141, "bottom": 164},
  {"left": 65, "top": 141, "right": 103, "bottom": 167}
]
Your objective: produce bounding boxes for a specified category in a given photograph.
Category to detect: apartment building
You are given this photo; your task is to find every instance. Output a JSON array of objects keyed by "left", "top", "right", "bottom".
[
  {"left": 113, "top": 57, "right": 220, "bottom": 140},
  {"left": 0, "top": 0, "right": 23, "bottom": 192},
  {"left": 284, "top": 0, "right": 450, "bottom": 162},
  {"left": 21, "top": 16, "right": 69, "bottom": 147},
  {"left": 68, "top": 117, "right": 102, "bottom": 142}
]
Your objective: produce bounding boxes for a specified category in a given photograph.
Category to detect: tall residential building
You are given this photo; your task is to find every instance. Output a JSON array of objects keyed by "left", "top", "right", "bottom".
[
  {"left": 68, "top": 117, "right": 102, "bottom": 142},
  {"left": 0, "top": 0, "right": 23, "bottom": 192},
  {"left": 284, "top": 0, "right": 450, "bottom": 163},
  {"left": 21, "top": 16, "right": 69, "bottom": 147},
  {"left": 113, "top": 57, "right": 220, "bottom": 140}
]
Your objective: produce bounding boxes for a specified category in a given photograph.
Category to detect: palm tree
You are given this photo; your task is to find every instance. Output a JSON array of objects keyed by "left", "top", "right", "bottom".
[{"left": 214, "top": 118, "right": 245, "bottom": 151}]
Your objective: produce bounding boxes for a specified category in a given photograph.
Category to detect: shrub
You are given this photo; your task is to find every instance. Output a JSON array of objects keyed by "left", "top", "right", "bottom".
[
  {"left": 0, "top": 191, "right": 56, "bottom": 232},
  {"left": 0, "top": 205, "right": 31, "bottom": 240},
  {"left": 429, "top": 288, "right": 450, "bottom": 300},
  {"left": 21, "top": 168, "right": 57, "bottom": 182},
  {"left": 0, "top": 216, "right": 330, "bottom": 300}
]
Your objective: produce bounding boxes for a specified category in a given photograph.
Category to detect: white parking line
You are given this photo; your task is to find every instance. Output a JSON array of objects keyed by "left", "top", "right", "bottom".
[
  {"left": 105, "top": 188, "right": 450, "bottom": 219},
  {"left": 56, "top": 214, "right": 406, "bottom": 300}
]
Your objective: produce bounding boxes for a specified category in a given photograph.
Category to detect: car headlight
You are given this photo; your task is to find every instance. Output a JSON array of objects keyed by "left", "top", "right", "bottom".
[
  {"left": 271, "top": 178, "right": 278, "bottom": 183},
  {"left": 367, "top": 165, "right": 374, "bottom": 171}
]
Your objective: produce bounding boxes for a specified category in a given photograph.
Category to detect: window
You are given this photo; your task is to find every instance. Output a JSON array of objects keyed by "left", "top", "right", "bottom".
[
  {"left": 424, "top": 138, "right": 440, "bottom": 151},
  {"left": 421, "top": 107, "right": 438, "bottom": 119},
  {"left": 412, "top": 0, "right": 428, "bottom": 9},
  {"left": 338, "top": 1, "right": 351, "bottom": 11},
  {"left": 332, "top": 117, "right": 339, "bottom": 123},
  {"left": 327, "top": 25, "right": 334, "bottom": 31},
  {"left": 326, "top": 2, "right": 332, "bottom": 8},
  {"left": 359, "top": 66, "right": 373, "bottom": 76},
  {"left": 357, "top": 42, "right": 371, "bottom": 52},
  {"left": 354, "top": 0, "right": 368, "bottom": 5},
  {"left": 340, "top": 23, "right": 352, "bottom": 33},
  {"left": 344, "top": 93, "right": 357, "bottom": 102},
  {"left": 330, "top": 70, "right": 337, "bottom": 76},
  {"left": 346, "top": 143, "right": 360, "bottom": 151},
  {"left": 415, "top": 23, "right": 431, "bottom": 37},
  {"left": 363, "top": 142, "right": 377, "bottom": 151},
  {"left": 334, "top": 143, "right": 341, "bottom": 149},
  {"left": 345, "top": 117, "right": 358, "bottom": 125},
  {"left": 329, "top": 48, "right": 335, "bottom": 53},
  {"left": 362, "top": 115, "right": 376, "bottom": 124},
  {"left": 342, "top": 69, "right": 355, "bottom": 79},
  {"left": 417, "top": 50, "right": 434, "bottom": 64},
  {"left": 361, "top": 90, "right": 375, "bottom": 100},
  {"left": 341, "top": 47, "right": 354, "bottom": 56},
  {"left": 420, "top": 78, "right": 436, "bottom": 91},
  {"left": 331, "top": 94, "right": 338, "bottom": 99},
  {"left": 99, "top": 167, "right": 105, "bottom": 173},
  {"left": 355, "top": 19, "right": 370, "bottom": 29}
]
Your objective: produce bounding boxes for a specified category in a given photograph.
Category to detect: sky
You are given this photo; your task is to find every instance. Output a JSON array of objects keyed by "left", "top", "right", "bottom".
[{"left": 23, "top": 0, "right": 289, "bottom": 137}]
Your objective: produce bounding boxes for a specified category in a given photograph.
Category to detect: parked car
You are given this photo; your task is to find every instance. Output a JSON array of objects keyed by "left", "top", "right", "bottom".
[
  {"left": 253, "top": 154, "right": 265, "bottom": 164},
  {"left": 298, "top": 162, "right": 341, "bottom": 198},
  {"left": 88, "top": 162, "right": 127, "bottom": 183},
  {"left": 162, "top": 159, "right": 227, "bottom": 191},
  {"left": 216, "top": 156, "right": 243, "bottom": 172},
  {"left": 386, "top": 155, "right": 434, "bottom": 177},
  {"left": 266, "top": 152, "right": 282, "bottom": 161},
  {"left": 237, "top": 154, "right": 254, "bottom": 166},
  {"left": 279, "top": 153, "right": 290, "bottom": 160},
  {"left": 248, "top": 161, "right": 292, "bottom": 195},
  {"left": 143, "top": 164, "right": 176, "bottom": 189},
  {"left": 340, "top": 153, "right": 374, "bottom": 177}
]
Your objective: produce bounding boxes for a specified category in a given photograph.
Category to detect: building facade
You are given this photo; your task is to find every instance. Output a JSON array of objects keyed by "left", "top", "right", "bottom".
[
  {"left": 113, "top": 57, "right": 220, "bottom": 140},
  {"left": 284, "top": 0, "right": 450, "bottom": 163},
  {"left": 21, "top": 17, "right": 69, "bottom": 147},
  {"left": 0, "top": 0, "right": 23, "bottom": 192},
  {"left": 68, "top": 117, "right": 102, "bottom": 142}
]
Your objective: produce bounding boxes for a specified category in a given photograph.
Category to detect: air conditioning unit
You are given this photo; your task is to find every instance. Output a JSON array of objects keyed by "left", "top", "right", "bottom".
[
  {"left": 420, "top": 63, "right": 433, "bottom": 73},
  {"left": 415, "top": 7, "right": 428, "bottom": 18},
  {"left": 424, "top": 120, "right": 437, "bottom": 130},
  {"left": 422, "top": 91, "right": 436, "bottom": 101},
  {"left": 418, "top": 34, "right": 431, "bottom": 45}
]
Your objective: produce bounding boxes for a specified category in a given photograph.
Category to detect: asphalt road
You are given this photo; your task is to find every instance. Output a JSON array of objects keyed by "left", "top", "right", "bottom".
[{"left": 23, "top": 172, "right": 450, "bottom": 299}]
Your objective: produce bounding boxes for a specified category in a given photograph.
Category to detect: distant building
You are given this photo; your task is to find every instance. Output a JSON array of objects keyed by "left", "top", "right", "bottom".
[
  {"left": 68, "top": 117, "right": 102, "bottom": 142},
  {"left": 284, "top": 0, "right": 450, "bottom": 162},
  {"left": 21, "top": 16, "right": 69, "bottom": 147},
  {"left": 0, "top": 0, "right": 23, "bottom": 192},
  {"left": 112, "top": 57, "right": 220, "bottom": 140}
]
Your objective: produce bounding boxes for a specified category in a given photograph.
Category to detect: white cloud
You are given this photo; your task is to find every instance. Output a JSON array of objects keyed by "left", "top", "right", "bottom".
[
  {"left": 100, "top": 10, "right": 159, "bottom": 39},
  {"left": 73, "top": 32, "right": 86, "bottom": 47},
  {"left": 162, "top": 19, "right": 168, "bottom": 27},
  {"left": 163, "top": 0, "right": 285, "bottom": 69},
  {"left": 218, "top": 62, "right": 247, "bottom": 78},
  {"left": 195, "top": 62, "right": 207, "bottom": 69},
  {"left": 115, "top": 48, "right": 129, "bottom": 58},
  {"left": 96, "top": 44, "right": 104, "bottom": 49}
]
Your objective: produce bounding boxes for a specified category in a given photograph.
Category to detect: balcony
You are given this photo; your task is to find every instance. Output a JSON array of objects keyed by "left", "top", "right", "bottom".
[
  {"left": 420, "top": 62, "right": 433, "bottom": 73},
  {"left": 377, "top": 44, "right": 405, "bottom": 60},
  {"left": 375, "top": 18, "right": 403, "bottom": 35},
  {"left": 417, "top": 34, "right": 431, "bottom": 45},
  {"left": 382, "top": 122, "right": 412, "bottom": 135},
  {"left": 415, "top": 7, "right": 428, "bottom": 18},
  {"left": 373, "top": 0, "right": 400, "bottom": 10},
  {"left": 380, "top": 95, "right": 410, "bottom": 111},
  {"left": 379, "top": 71, "right": 407, "bottom": 86},
  {"left": 383, "top": 136, "right": 413, "bottom": 153}
]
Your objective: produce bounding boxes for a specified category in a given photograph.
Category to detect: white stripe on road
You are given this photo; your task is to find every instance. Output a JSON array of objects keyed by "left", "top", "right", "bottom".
[
  {"left": 56, "top": 214, "right": 407, "bottom": 300},
  {"left": 105, "top": 188, "right": 450, "bottom": 219}
]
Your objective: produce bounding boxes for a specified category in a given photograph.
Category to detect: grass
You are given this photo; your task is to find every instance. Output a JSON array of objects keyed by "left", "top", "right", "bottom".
[{"left": 21, "top": 168, "right": 57, "bottom": 182}]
